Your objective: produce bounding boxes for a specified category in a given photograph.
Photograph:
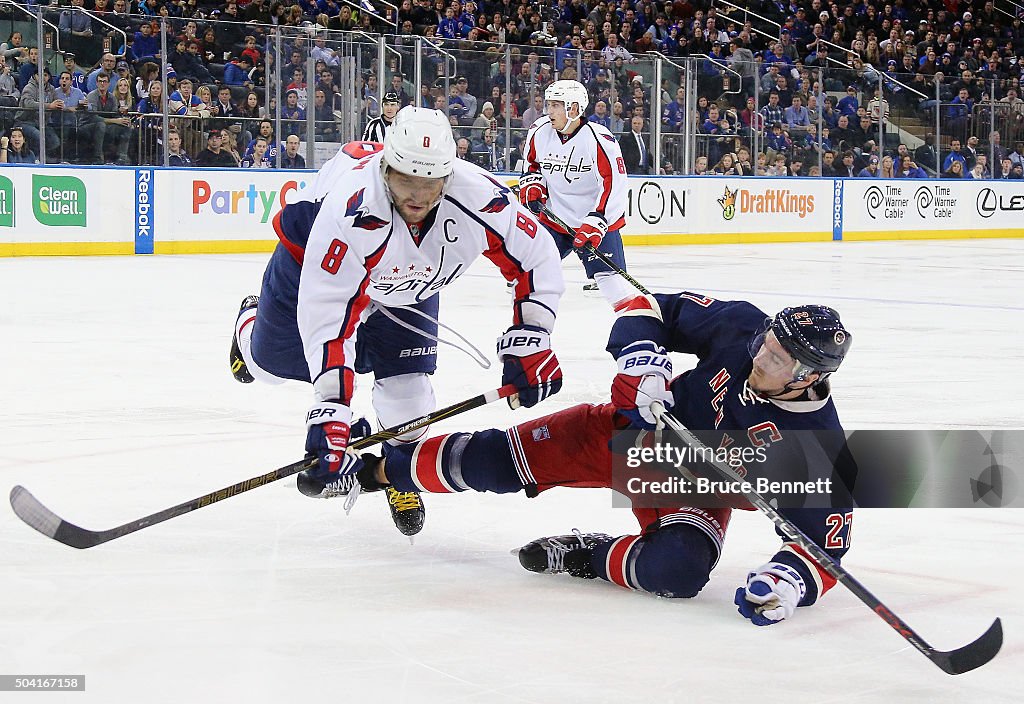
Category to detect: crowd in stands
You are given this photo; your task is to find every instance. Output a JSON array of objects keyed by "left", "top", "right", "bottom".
[{"left": 0, "top": 0, "right": 1021, "bottom": 177}]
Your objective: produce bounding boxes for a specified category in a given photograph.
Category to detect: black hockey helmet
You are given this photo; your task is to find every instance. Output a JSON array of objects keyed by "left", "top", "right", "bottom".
[{"left": 770, "top": 305, "right": 851, "bottom": 374}]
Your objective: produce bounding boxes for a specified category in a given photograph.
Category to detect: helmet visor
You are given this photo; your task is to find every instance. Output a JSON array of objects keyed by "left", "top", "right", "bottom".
[{"left": 748, "top": 330, "right": 815, "bottom": 380}]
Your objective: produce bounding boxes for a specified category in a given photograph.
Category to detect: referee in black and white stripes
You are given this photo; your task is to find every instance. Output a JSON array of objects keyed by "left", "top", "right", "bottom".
[{"left": 362, "top": 92, "right": 401, "bottom": 142}]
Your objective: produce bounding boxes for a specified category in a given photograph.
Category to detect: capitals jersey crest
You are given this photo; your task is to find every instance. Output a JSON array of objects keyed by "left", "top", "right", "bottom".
[
  {"left": 479, "top": 190, "right": 511, "bottom": 214},
  {"left": 345, "top": 188, "right": 390, "bottom": 231}
]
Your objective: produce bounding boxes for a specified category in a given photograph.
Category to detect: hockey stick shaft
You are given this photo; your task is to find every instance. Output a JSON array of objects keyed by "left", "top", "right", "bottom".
[
  {"left": 536, "top": 205, "right": 652, "bottom": 296},
  {"left": 10, "top": 384, "right": 517, "bottom": 550},
  {"left": 652, "top": 405, "right": 1001, "bottom": 675}
]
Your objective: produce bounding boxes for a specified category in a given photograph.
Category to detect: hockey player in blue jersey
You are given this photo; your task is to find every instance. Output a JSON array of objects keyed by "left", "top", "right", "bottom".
[{"left": 339, "top": 290, "right": 855, "bottom": 626}]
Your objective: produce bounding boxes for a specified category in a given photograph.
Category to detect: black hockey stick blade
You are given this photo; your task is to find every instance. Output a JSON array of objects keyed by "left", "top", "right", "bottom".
[
  {"left": 10, "top": 457, "right": 311, "bottom": 550},
  {"left": 10, "top": 485, "right": 87, "bottom": 546},
  {"left": 10, "top": 384, "right": 516, "bottom": 549},
  {"left": 928, "top": 618, "right": 1002, "bottom": 675}
]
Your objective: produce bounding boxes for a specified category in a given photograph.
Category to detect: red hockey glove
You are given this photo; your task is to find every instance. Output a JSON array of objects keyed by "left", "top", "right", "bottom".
[
  {"left": 574, "top": 213, "right": 608, "bottom": 248},
  {"left": 497, "top": 325, "right": 562, "bottom": 409},
  {"left": 518, "top": 172, "right": 548, "bottom": 214}
]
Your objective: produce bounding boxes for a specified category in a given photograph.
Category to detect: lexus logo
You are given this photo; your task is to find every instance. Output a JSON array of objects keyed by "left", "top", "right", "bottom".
[{"left": 976, "top": 187, "right": 1024, "bottom": 219}]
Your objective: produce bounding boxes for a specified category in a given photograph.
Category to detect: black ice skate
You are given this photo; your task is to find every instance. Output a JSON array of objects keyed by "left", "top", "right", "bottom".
[
  {"left": 296, "top": 453, "right": 386, "bottom": 500},
  {"left": 229, "top": 295, "right": 260, "bottom": 383},
  {"left": 296, "top": 464, "right": 359, "bottom": 499},
  {"left": 517, "top": 530, "right": 612, "bottom": 579},
  {"left": 296, "top": 455, "right": 425, "bottom": 537},
  {"left": 385, "top": 487, "right": 426, "bottom": 537},
  {"left": 582, "top": 282, "right": 599, "bottom": 291}
]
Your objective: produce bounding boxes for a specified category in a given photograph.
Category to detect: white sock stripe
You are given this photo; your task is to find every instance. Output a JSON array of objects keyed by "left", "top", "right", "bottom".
[
  {"left": 604, "top": 535, "right": 640, "bottom": 589},
  {"left": 432, "top": 435, "right": 457, "bottom": 493},
  {"left": 780, "top": 543, "right": 824, "bottom": 596},
  {"left": 513, "top": 428, "right": 536, "bottom": 484},
  {"left": 505, "top": 428, "right": 535, "bottom": 486},
  {"left": 626, "top": 542, "right": 643, "bottom": 590},
  {"left": 408, "top": 441, "right": 429, "bottom": 493},
  {"left": 657, "top": 513, "right": 724, "bottom": 568}
]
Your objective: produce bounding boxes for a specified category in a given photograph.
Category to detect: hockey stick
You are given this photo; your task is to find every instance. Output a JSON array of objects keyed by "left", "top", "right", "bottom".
[
  {"left": 533, "top": 204, "right": 652, "bottom": 296},
  {"left": 652, "top": 405, "right": 1002, "bottom": 675},
  {"left": 9, "top": 384, "right": 517, "bottom": 550}
]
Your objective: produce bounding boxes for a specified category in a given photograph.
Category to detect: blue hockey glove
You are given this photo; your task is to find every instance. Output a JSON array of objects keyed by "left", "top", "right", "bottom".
[
  {"left": 734, "top": 561, "right": 807, "bottom": 626},
  {"left": 610, "top": 341, "right": 674, "bottom": 430},
  {"left": 299, "top": 404, "right": 372, "bottom": 498},
  {"left": 497, "top": 325, "right": 562, "bottom": 409}
]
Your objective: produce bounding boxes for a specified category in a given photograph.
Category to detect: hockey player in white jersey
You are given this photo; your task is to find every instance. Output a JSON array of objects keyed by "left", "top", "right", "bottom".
[
  {"left": 228, "top": 107, "right": 565, "bottom": 536},
  {"left": 519, "top": 80, "right": 633, "bottom": 308}
]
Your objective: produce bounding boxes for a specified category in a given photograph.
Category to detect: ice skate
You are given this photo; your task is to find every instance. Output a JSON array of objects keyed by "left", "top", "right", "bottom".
[
  {"left": 517, "top": 530, "right": 612, "bottom": 578},
  {"left": 229, "top": 295, "right": 259, "bottom": 384}
]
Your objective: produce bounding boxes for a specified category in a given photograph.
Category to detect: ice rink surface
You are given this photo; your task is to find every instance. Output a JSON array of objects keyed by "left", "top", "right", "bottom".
[{"left": 1, "top": 240, "right": 1021, "bottom": 703}]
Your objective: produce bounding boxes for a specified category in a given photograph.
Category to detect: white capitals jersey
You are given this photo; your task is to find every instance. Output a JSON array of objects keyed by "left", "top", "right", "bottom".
[
  {"left": 274, "top": 141, "right": 565, "bottom": 404},
  {"left": 522, "top": 116, "right": 628, "bottom": 235}
]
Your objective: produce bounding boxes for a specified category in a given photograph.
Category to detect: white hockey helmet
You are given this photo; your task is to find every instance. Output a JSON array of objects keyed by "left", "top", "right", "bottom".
[
  {"left": 545, "top": 79, "right": 589, "bottom": 120},
  {"left": 382, "top": 107, "right": 456, "bottom": 178}
]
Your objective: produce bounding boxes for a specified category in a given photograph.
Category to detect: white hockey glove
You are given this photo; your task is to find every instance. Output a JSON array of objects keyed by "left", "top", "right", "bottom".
[
  {"left": 574, "top": 213, "right": 608, "bottom": 248},
  {"left": 610, "top": 341, "right": 673, "bottom": 430},
  {"left": 734, "top": 561, "right": 807, "bottom": 626}
]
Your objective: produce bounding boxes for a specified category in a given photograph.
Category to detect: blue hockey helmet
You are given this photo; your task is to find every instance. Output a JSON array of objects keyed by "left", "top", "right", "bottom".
[{"left": 770, "top": 305, "right": 851, "bottom": 374}]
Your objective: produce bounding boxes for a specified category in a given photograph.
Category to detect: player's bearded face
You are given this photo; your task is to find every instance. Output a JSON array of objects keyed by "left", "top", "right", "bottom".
[{"left": 386, "top": 169, "right": 445, "bottom": 223}]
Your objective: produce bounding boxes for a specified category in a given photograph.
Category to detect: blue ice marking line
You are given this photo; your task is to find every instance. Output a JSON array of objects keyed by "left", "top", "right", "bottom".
[{"left": 135, "top": 169, "right": 155, "bottom": 255}]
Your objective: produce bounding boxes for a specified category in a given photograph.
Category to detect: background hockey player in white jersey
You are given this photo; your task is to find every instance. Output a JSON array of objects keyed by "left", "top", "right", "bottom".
[
  {"left": 228, "top": 107, "right": 565, "bottom": 536},
  {"left": 518, "top": 80, "right": 634, "bottom": 308},
  {"left": 362, "top": 91, "right": 399, "bottom": 142}
]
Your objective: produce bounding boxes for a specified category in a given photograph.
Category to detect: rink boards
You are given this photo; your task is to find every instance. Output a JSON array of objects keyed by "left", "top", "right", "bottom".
[{"left": 0, "top": 165, "right": 1021, "bottom": 256}]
